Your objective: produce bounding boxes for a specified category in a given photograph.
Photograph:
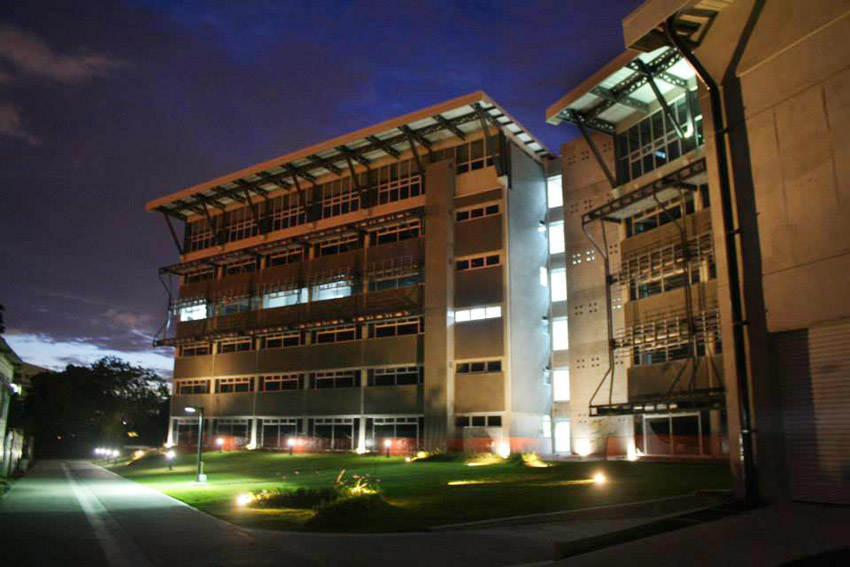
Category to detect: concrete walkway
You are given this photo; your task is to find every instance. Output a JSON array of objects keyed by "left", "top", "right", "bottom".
[
  {"left": 552, "top": 501, "right": 850, "bottom": 566},
  {"left": 0, "top": 460, "right": 652, "bottom": 566}
]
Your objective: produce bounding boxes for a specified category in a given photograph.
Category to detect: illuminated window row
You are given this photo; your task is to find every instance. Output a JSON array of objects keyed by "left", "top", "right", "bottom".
[
  {"left": 457, "top": 359, "right": 502, "bottom": 374},
  {"left": 178, "top": 317, "right": 425, "bottom": 356},
  {"left": 455, "top": 252, "right": 500, "bottom": 272},
  {"left": 455, "top": 305, "right": 502, "bottom": 323},
  {"left": 174, "top": 365, "right": 423, "bottom": 395},
  {"left": 455, "top": 414, "right": 502, "bottom": 428},
  {"left": 183, "top": 157, "right": 423, "bottom": 253},
  {"left": 456, "top": 202, "right": 500, "bottom": 223}
]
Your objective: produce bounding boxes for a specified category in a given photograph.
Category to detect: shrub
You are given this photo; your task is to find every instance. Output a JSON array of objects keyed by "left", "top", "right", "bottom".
[
  {"left": 410, "top": 451, "right": 464, "bottom": 463},
  {"left": 306, "top": 493, "right": 391, "bottom": 529},
  {"left": 251, "top": 487, "right": 340, "bottom": 509}
]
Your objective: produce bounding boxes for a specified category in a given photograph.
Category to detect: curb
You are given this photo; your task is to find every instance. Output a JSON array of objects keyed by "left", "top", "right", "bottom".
[
  {"left": 552, "top": 499, "right": 743, "bottom": 560},
  {"left": 429, "top": 490, "right": 730, "bottom": 532}
]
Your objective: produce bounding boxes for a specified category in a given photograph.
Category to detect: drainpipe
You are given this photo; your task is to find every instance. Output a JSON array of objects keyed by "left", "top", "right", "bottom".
[{"left": 665, "top": 15, "right": 758, "bottom": 507}]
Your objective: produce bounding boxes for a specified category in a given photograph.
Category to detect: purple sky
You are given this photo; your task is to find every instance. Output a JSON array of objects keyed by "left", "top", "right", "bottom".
[{"left": 0, "top": 0, "right": 639, "bottom": 377}]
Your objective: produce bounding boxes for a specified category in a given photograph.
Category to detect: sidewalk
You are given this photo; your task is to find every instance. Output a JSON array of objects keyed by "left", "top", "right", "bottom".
[{"left": 553, "top": 502, "right": 850, "bottom": 566}]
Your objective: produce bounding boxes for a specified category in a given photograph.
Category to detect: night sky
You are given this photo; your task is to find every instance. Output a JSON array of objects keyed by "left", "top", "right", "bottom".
[{"left": 0, "top": 0, "right": 640, "bottom": 376}]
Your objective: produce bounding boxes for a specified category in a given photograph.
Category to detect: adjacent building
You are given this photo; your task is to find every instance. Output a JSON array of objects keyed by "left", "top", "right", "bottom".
[
  {"left": 0, "top": 306, "right": 26, "bottom": 476},
  {"left": 547, "top": 0, "right": 850, "bottom": 505},
  {"left": 148, "top": 92, "right": 559, "bottom": 455}
]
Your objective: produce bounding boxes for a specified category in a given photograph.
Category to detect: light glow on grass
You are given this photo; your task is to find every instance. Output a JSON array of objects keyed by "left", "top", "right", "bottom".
[
  {"left": 236, "top": 493, "right": 255, "bottom": 506},
  {"left": 108, "top": 451, "right": 731, "bottom": 533},
  {"left": 521, "top": 453, "right": 551, "bottom": 468},
  {"left": 447, "top": 479, "right": 501, "bottom": 486},
  {"left": 465, "top": 453, "right": 505, "bottom": 467}
]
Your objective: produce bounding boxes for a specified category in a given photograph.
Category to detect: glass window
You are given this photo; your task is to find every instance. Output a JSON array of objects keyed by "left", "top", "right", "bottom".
[
  {"left": 549, "top": 221, "right": 565, "bottom": 254},
  {"left": 550, "top": 268, "right": 567, "bottom": 302},
  {"left": 312, "top": 280, "right": 352, "bottom": 302},
  {"left": 179, "top": 303, "right": 207, "bottom": 322},
  {"left": 547, "top": 176, "right": 563, "bottom": 208},
  {"left": 553, "top": 368, "right": 570, "bottom": 401},
  {"left": 553, "top": 318, "right": 569, "bottom": 350},
  {"left": 263, "top": 288, "right": 308, "bottom": 309}
]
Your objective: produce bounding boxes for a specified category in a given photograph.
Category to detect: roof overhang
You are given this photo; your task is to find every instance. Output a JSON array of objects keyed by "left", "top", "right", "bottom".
[
  {"left": 545, "top": 46, "right": 697, "bottom": 134},
  {"left": 148, "top": 91, "right": 552, "bottom": 220},
  {"left": 623, "top": 0, "right": 731, "bottom": 53}
]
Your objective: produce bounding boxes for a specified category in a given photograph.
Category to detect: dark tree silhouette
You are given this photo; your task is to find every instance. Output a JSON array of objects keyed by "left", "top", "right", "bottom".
[{"left": 26, "top": 357, "right": 169, "bottom": 457}]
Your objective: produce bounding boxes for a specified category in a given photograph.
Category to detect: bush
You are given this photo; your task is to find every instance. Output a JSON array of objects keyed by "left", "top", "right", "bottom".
[
  {"left": 410, "top": 451, "right": 464, "bottom": 463},
  {"left": 306, "top": 493, "right": 391, "bottom": 529},
  {"left": 252, "top": 487, "right": 340, "bottom": 509}
]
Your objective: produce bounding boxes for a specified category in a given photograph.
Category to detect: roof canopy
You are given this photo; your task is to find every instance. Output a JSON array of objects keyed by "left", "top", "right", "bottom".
[
  {"left": 545, "top": 46, "right": 697, "bottom": 134},
  {"left": 147, "top": 91, "right": 552, "bottom": 220}
]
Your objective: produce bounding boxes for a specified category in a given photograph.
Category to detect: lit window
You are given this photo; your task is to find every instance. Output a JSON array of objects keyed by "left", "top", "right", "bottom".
[
  {"left": 312, "top": 279, "right": 352, "bottom": 301},
  {"left": 551, "top": 268, "right": 567, "bottom": 302},
  {"left": 553, "top": 368, "right": 570, "bottom": 401},
  {"left": 263, "top": 288, "right": 308, "bottom": 309},
  {"left": 549, "top": 221, "right": 565, "bottom": 254},
  {"left": 454, "top": 304, "right": 502, "bottom": 324},
  {"left": 547, "top": 176, "right": 563, "bottom": 208},
  {"left": 540, "top": 266, "right": 548, "bottom": 287},
  {"left": 553, "top": 317, "right": 569, "bottom": 350},
  {"left": 179, "top": 303, "right": 207, "bottom": 322}
]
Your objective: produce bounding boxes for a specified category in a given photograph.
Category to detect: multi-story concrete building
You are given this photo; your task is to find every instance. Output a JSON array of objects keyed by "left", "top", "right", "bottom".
[
  {"left": 547, "top": 1, "right": 850, "bottom": 505},
  {"left": 148, "top": 92, "right": 558, "bottom": 455},
  {"left": 545, "top": 45, "right": 725, "bottom": 461}
]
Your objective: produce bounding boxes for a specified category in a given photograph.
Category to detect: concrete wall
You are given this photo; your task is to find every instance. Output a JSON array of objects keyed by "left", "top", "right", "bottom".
[
  {"left": 651, "top": 0, "right": 850, "bottom": 502},
  {"left": 174, "top": 335, "right": 422, "bottom": 378},
  {"left": 507, "top": 142, "right": 551, "bottom": 453},
  {"left": 422, "top": 158, "right": 456, "bottom": 450},
  {"left": 561, "top": 133, "right": 633, "bottom": 456}
]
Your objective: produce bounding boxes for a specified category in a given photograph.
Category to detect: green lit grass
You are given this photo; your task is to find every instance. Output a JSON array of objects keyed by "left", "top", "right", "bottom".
[{"left": 107, "top": 451, "right": 731, "bottom": 532}]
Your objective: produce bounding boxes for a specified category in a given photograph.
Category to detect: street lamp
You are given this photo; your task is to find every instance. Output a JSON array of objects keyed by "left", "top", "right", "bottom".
[
  {"left": 384, "top": 438, "right": 391, "bottom": 458},
  {"left": 216, "top": 437, "right": 224, "bottom": 453},
  {"left": 165, "top": 449, "right": 176, "bottom": 471},
  {"left": 185, "top": 406, "right": 206, "bottom": 482},
  {"left": 287, "top": 437, "right": 296, "bottom": 456}
]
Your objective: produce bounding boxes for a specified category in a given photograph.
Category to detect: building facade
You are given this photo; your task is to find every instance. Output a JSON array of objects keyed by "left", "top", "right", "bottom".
[
  {"left": 546, "top": 46, "right": 725, "bottom": 461},
  {"left": 0, "top": 307, "right": 25, "bottom": 476},
  {"left": 547, "top": 0, "right": 850, "bottom": 504},
  {"left": 148, "top": 92, "right": 559, "bottom": 455}
]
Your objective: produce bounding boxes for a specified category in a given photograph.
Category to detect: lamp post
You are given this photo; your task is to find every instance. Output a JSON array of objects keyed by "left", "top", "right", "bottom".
[
  {"left": 185, "top": 406, "right": 206, "bottom": 482},
  {"left": 287, "top": 437, "right": 295, "bottom": 456},
  {"left": 384, "top": 438, "right": 391, "bottom": 458},
  {"left": 216, "top": 437, "right": 224, "bottom": 453},
  {"left": 165, "top": 449, "right": 176, "bottom": 471}
]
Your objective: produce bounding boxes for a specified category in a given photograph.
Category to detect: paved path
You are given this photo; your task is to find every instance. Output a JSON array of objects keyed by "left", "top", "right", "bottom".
[
  {"left": 0, "top": 460, "right": 649, "bottom": 566},
  {"left": 553, "top": 501, "right": 850, "bottom": 567}
]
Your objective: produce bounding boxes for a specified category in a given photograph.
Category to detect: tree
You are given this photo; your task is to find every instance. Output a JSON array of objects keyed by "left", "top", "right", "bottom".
[{"left": 26, "top": 357, "right": 169, "bottom": 457}]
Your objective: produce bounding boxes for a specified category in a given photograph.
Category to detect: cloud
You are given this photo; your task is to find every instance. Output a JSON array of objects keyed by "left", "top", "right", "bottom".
[
  {"left": 0, "top": 25, "right": 125, "bottom": 83},
  {"left": 0, "top": 103, "right": 40, "bottom": 145},
  {"left": 4, "top": 332, "right": 174, "bottom": 378}
]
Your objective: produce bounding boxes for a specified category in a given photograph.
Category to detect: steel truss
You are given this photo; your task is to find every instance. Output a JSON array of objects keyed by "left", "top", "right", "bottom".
[{"left": 581, "top": 159, "right": 724, "bottom": 417}]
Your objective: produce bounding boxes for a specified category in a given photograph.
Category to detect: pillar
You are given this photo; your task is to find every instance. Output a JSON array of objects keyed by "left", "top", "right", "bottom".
[{"left": 423, "top": 158, "right": 456, "bottom": 451}]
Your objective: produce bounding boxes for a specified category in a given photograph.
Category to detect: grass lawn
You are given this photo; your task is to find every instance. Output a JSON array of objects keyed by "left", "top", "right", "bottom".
[{"left": 107, "top": 451, "right": 731, "bottom": 532}]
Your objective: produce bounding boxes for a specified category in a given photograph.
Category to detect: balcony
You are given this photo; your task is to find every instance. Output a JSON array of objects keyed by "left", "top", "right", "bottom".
[{"left": 173, "top": 285, "right": 422, "bottom": 341}]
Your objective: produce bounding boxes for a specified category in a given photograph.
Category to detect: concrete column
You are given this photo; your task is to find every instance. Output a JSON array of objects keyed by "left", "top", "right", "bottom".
[
  {"left": 166, "top": 417, "right": 176, "bottom": 446},
  {"left": 249, "top": 418, "right": 258, "bottom": 450},
  {"left": 357, "top": 369, "right": 368, "bottom": 453},
  {"left": 423, "top": 159, "right": 456, "bottom": 451}
]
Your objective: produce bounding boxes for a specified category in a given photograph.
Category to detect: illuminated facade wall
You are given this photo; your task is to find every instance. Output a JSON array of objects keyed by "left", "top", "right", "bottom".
[{"left": 151, "top": 96, "right": 554, "bottom": 455}]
